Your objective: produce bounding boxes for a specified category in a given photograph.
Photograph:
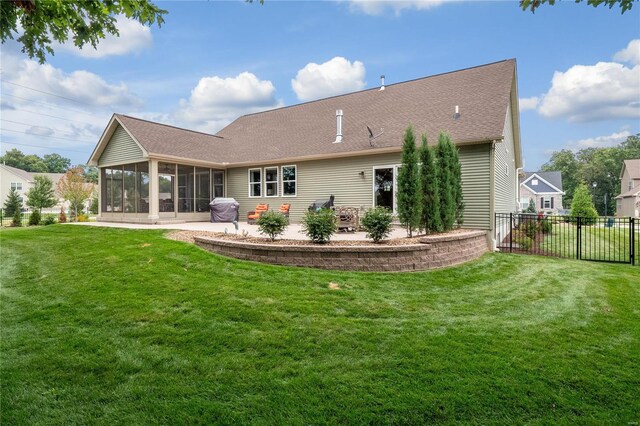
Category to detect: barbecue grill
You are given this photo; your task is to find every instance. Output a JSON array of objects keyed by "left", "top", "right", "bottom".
[{"left": 209, "top": 198, "right": 239, "bottom": 222}]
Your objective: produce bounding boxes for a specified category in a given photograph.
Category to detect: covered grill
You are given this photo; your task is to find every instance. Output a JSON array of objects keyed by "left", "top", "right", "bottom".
[
  {"left": 308, "top": 195, "right": 335, "bottom": 212},
  {"left": 209, "top": 198, "right": 239, "bottom": 222}
]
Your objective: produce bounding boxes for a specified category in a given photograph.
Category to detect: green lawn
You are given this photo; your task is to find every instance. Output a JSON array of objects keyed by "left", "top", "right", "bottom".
[
  {"left": 1, "top": 226, "right": 639, "bottom": 424},
  {"left": 538, "top": 222, "right": 639, "bottom": 263}
]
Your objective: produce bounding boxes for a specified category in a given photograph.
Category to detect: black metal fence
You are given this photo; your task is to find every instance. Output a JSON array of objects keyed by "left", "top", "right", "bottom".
[{"left": 495, "top": 213, "right": 638, "bottom": 265}]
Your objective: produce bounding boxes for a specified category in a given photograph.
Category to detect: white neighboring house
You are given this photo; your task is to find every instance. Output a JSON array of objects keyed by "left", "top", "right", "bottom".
[
  {"left": 0, "top": 164, "right": 68, "bottom": 213},
  {"left": 519, "top": 171, "right": 565, "bottom": 214},
  {"left": 615, "top": 159, "right": 640, "bottom": 218}
]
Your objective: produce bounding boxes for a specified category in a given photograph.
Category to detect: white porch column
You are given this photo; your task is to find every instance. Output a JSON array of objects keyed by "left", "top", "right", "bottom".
[
  {"left": 97, "top": 167, "right": 102, "bottom": 219},
  {"left": 148, "top": 159, "right": 159, "bottom": 221}
]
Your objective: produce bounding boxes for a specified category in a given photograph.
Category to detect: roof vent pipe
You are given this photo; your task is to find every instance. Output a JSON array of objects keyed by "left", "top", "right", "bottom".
[
  {"left": 334, "top": 109, "right": 343, "bottom": 143},
  {"left": 379, "top": 75, "right": 385, "bottom": 91},
  {"left": 454, "top": 105, "right": 460, "bottom": 119}
]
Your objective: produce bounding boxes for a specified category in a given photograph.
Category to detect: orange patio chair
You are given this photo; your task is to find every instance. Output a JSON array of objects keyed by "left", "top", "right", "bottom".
[
  {"left": 247, "top": 203, "right": 269, "bottom": 224},
  {"left": 278, "top": 203, "right": 291, "bottom": 223}
]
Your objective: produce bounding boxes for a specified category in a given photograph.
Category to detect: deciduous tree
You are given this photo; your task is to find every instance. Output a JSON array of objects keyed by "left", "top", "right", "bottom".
[
  {"left": 26, "top": 175, "right": 57, "bottom": 213},
  {"left": 57, "top": 167, "right": 94, "bottom": 221},
  {"left": 520, "top": 0, "right": 634, "bottom": 14}
]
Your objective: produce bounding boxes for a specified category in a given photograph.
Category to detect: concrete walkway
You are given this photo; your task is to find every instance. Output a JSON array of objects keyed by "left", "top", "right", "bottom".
[{"left": 71, "top": 220, "right": 411, "bottom": 241}]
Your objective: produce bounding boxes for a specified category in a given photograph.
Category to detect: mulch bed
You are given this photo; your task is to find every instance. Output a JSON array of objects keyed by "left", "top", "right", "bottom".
[{"left": 166, "top": 229, "right": 468, "bottom": 246}]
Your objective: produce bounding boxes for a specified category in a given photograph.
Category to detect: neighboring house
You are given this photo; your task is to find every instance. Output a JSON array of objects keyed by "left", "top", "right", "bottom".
[
  {"left": 88, "top": 59, "right": 523, "bottom": 245},
  {"left": 519, "top": 171, "right": 564, "bottom": 214},
  {"left": 0, "top": 164, "right": 65, "bottom": 213},
  {"left": 615, "top": 159, "right": 640, "bottom": 218}
]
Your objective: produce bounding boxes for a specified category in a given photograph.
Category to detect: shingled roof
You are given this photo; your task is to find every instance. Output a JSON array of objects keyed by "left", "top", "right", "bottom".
[{"left": 92, "top": 59, "right": 518, "bottom": 166}]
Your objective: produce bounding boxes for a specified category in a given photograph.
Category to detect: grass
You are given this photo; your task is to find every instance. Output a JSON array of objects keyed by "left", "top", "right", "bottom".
[
  {"left": 1, "top": 225, "right": 639, "bottom": 424},
  {"left": 538, "top": 222, "right": 640, "bottom": 263}
]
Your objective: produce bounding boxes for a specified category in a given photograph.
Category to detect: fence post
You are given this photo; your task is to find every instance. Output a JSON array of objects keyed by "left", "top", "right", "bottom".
[
  {"left": 576, "top": 216, "right": 581, "bottom": 260},
  {"left": 631, "top": 217, "right": 635, "bottom": 266},
  {"left": 509, "top": 213, "right": 513, "bottom": 253}
]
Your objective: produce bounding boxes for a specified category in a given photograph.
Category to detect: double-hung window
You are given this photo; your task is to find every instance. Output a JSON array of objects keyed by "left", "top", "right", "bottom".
[
  {"left": 265, "top": 167, "right": 278, "bottom": 197},
  {"left": 282, "top": 165, "right": 297, "bottom": 197},
  {"left": 249, "top": 169, "right": 262, "bottom": 197},
  {"left": 10, "top": 182, "right": 22, "bottom": 191}
]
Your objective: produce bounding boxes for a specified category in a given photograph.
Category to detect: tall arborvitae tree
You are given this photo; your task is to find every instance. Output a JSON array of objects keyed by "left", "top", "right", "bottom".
[
  {"left": 419, "top": 134, "right": 442, "bottom": 233},
  {"left": 397, "top": 125, "right": 421, "bottom": 237},
  {"left": 435, "top": 133, "right": 456, "bottom": 231},
  {"left": 448, "top": 137, "right": 465, "bottom": 227},
  {"left": 3, "top": 188, "right": 22, "bottom": 217}
]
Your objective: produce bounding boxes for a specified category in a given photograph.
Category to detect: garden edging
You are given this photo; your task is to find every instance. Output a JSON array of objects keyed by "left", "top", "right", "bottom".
[{"left": 194, "top": 229, "right": 488, "bottom": 272}]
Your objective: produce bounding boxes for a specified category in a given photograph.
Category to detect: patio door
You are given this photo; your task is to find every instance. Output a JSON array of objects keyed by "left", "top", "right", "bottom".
[{"left": 374, "top": 167, "right": 396, "bottom": 212}]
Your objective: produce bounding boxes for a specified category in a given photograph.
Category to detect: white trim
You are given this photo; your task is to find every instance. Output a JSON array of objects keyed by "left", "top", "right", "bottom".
[
  {"left": 88, "top": 115, "right": 149, "bottom": 166},
  {"left": 281, "top": 165, "right": 297, "bottom": 197},
  {"left": 372, "top": 164, "right": 401, "bottom": 213},
  {"left": 521, "top": 173, "right": 564, "bottom": 194},
  {"left": 10, "top": 182, "right": 23, "bottom": 191},
  {"left": 248, "top": 168, "right": 262, "bottom": 198},
  {"left": 264, "top": 167, "right": 279, "bottom": 198}
]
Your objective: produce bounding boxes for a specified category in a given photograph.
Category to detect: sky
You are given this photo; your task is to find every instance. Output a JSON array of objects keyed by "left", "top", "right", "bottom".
[{"left": 1, "top": 0, "right": 639, "bottom": 170}]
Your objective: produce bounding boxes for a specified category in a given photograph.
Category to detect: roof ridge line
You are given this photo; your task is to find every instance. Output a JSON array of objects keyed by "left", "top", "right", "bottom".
[{"left": 116, "top": 114, "right": 224, "bottom": 139}]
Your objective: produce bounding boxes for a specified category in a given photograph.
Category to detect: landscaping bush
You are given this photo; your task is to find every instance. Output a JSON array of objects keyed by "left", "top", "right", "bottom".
[
  {"left": 256, "top": 210, "right": 288, "bottom": 241},
  {"left": 77, "top": 214, "right": 89, "bottom": 222},
  {"left": 540, "top": 219, "right": 553, "bottom": 234},
  {"left": 513, "top": 231, "right": 533, "bottom": 250},
  {"left": 42, "top": 215, "right": 57, "bottom": 226},
  {"left": 570, "top": 183, "right": 598, "bottom": 226},
  {"left": 522, "top": 219, "right": 539, "bottom": 240},
  {"left": 28, "top": 210, "right": 41, "bottom": 226},
  {"left": 361, "top": 207, "right": 394, "bottom": 243},
  {"left": 12, "top": 209, "right": 22, "bottom": 227},
  {"left": 58, "top": 207, "right": 67, "bottom": 224},
  {"left": 302, "top": 208, "right": 337, "bottom": 244}
]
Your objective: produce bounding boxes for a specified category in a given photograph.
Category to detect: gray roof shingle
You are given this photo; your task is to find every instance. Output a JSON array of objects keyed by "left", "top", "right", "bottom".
[{"left": 521, "top": 171, "right": 563, "bottom": 192}]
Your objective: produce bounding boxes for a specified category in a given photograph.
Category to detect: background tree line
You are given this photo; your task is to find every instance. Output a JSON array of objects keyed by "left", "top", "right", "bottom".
[
  {"left": 540, "top": 133, "right": 640, "bottom": 215},
  {"left": 1, "top": 148, "right": 98, "bottom": 183}
]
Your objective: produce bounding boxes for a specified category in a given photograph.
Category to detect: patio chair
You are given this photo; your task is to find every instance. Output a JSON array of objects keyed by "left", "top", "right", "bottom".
[
  {"left": 278, "top": 203, "right": 291, "bottom": 223},
  {"left": 247, "top": 203, "right": 269, "bottom": 224}
]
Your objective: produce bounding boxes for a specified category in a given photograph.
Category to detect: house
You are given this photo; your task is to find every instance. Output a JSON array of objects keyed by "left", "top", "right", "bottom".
[
  {"left": 88, "top": 59, "right": 523, "bottom": 246},
  {"left": 615, "top": 159, "right": 640, "bottom": 218},
  {"left": 0, "top": 164, "right": 65, "bottom": 213},
  {"left": 519, "top": 171, "right": 564, "bottom": 214}
]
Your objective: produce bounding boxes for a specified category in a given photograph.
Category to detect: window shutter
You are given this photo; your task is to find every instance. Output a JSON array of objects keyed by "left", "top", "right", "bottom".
[
  {"left": 540, "top": 197, "right": 544, "bottom": 209},
  {"left": 551, "top": 197, "right": 554, "bottom": 209}
]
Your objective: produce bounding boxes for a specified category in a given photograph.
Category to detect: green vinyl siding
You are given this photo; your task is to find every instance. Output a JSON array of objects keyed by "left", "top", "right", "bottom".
[
  {"left": 227, "top": 145, "right": 492, "bottom": 229},
  {"left": 459, "top": 144, "right": 492, "bottom": 230},
  {"left": 494, "top": 101, "right": 517, "bottom": 214},
  {"left": 98, "top": 125, "right": 145, "bottom": 167}
]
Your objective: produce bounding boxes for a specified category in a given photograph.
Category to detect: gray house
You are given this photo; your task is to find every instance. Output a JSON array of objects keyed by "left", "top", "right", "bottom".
[
  {"left": 519, "top": 171, "right": 564, "bottom": 214},
  {"left": 88, "top": 59, "right": 523, "bottom": 243},
  {"left": 615, "top": 159, "right": 640, "bottom": 218}
]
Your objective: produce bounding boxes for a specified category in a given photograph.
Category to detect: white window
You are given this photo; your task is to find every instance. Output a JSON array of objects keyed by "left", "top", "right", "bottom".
[
  {"left": 520, "top": 197, "right": 530, "bottom": 209},
  {"left": 282, "top": 165, "right": 297, "bottom": 197},
  {"left": 10, "top": 182, "right": 22, "bottom": 191},
  {"left": 248, "top": 168, "right": 262, "bottom": 197},
  {"left": 531, "top": 179, "right": 538, "bottom": 186},
  {"left": 543, "top": 197, "right": 551, "bottom": 209},
  {"left": 264, "top": 167, "right": 278, "bottom": 197}
]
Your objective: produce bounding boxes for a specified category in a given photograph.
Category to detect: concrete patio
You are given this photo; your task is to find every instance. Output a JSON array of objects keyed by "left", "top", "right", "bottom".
[{"left": 71, "top": 220, "right": 411, "bottom": 241}]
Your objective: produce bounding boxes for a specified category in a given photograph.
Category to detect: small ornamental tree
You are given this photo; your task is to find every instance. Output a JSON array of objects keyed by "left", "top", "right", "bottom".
[
  {"left": 26, "top": 175, "right": 56, "bottom": 213},
  {"left": 435, "top": 133, "right": 456, "bottom": 231},
  {"left": 525, "top": 198, "right": 537, "bottom": 213},
  {"left": 3, "top": 188, "right": 22, "bottom": 217},
  {"left": 396, "top": 125, "right": 421, "bottom": 237},
  {"left": 419, "top": 135, "right": 442, "bottom": 233},
  {"left": 57, "top": 167, "right": 94, "bottom": 222},
  {"left": 570, "top": 183, "right": 599, "bottom": 225}
]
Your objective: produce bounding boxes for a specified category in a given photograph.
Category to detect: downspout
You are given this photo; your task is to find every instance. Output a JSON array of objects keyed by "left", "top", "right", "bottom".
[
  {"left": 515, "top": 159, "right": 525, "bottom": 212},
  {"left": 489, "top": 140, "right": 496, "bottom": 250}
]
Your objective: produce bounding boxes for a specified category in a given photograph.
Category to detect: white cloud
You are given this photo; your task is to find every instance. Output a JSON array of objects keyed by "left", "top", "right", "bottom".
[
  {"left": 174, "top": 72, "right": 282, "bottom": 133},
  {"left": 56, "top": 16, "right": 152, "bottom": 58},
  {"left": 291, "top": 57, "right": 366, "bottom": 102},
  {"left": 566, "top": 130, "right": 632, "bottom": 150},
  {"left": 347, "top": 0, "right": 453, "bottom": 15},
  {"left": 519, "top": 96, "right": 540, "bottom": 111},
  {"left": 537, "top": 61, "right": 640, "bottom": 122},
  {"left": 613, "top": 39, "right": 640, "bottom": 66}
]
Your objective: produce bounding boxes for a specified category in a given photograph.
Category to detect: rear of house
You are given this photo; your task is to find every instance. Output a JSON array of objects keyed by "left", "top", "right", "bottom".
[
  {"left": 88, "top": 59, "right": 523, "bottom": 245},
  {"left": 519, "top": 171, "right": 564, "bottom": 214},
  {"left": 616, "top": 159, "right": 640, "bottom": 218}
]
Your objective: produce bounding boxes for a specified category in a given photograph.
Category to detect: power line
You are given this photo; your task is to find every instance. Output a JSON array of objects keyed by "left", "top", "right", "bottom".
[
  {"left": 2, "top": 128, "right": 94, "bottom": 144},
  {"left": 11, "top": 107, "right": 98, "bottom": 126},
  {"left": 2, "top": 93, "right": 96, "bottom": 116},
  {"left": 1, "top": 80, "right": 97, "bottom": 108},
  {"left": 0, "top": 141, "right": 89, "bottom": 154},
  {"left": 1, "top": 118, "right": 96, "bottom": 138}
]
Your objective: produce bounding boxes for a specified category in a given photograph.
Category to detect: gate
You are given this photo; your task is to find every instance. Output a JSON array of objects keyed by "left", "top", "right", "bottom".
[{"left": 495, "top": 213, "right": 637, "bottom": 265}]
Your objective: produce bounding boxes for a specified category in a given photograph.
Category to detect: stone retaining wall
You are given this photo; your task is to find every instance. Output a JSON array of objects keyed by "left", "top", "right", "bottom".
[{"left": 194, "top": 230, "right": 488, "bottom": 272}]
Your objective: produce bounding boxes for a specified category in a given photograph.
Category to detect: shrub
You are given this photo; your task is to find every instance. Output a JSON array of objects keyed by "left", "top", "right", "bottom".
[
  {"left": 58, "top": 207, "right": 67, "bottom": 224},
  {"left": 42, "top": 215, "right": 56, "bottom": 226},
  {"left": 522, "top": 219, "right": 539, "bottom": 240},
  {"left": 3, "top": 188, "right": 22, "bottom": 217},
  {"left": 302, "top": 208, "right": 337, "bottom": 244},
  {"left": 361, "top": 207, "right": 394, "bottom": 243},
  {"left": 513, "top": 231, "right": 533, "bottom": 250},
  {"left": 540, "top": 219, "right": 553, "bottom": 234},
  {"left": 570, "top": 183, "right": 598, "bottom": 226},
  {"left": 525, "top": 198, "right": 537, "bottom": 213},
  {"left": 256, "top": 210, "right": 288, "bottom": 241},
  {"left": 77, "top": 214, "right": 89, "bottom": 222},
  {"left": 28, "top": 210, "right": 41, "bottom": 226},
  {"left": 12, "top": 209, "right": 22, "bottom": 227}
]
